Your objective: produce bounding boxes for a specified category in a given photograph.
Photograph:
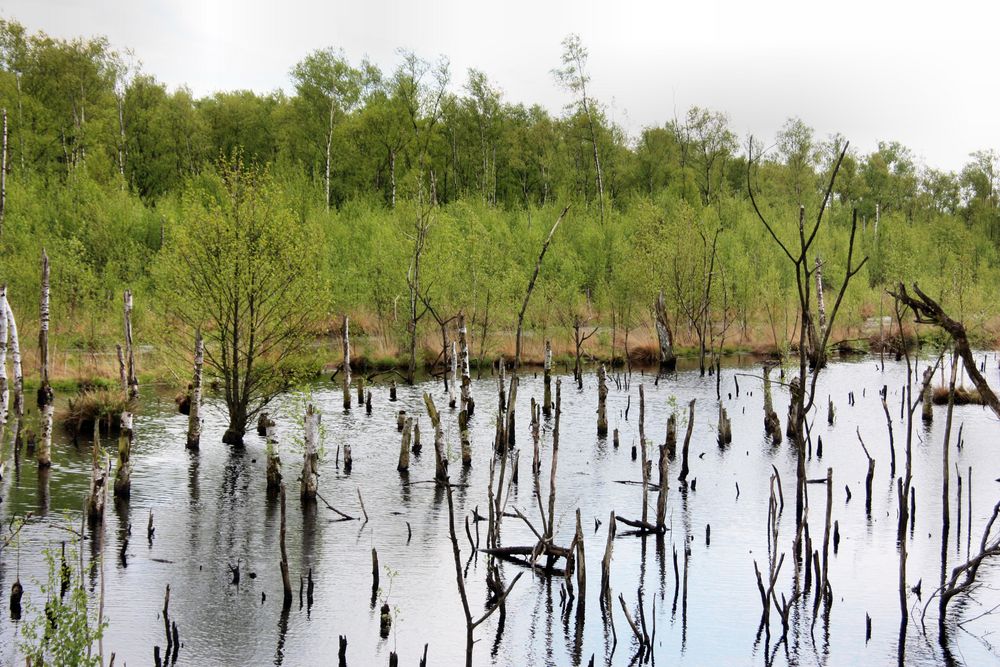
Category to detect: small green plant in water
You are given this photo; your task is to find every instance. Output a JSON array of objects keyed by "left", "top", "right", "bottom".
[{"left": 20, "top": 544, "right": 107, "bottom": 667}]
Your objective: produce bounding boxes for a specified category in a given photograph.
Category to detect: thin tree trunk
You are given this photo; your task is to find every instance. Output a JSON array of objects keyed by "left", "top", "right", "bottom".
[
  {"left": 123, "top": 290, "right": 138, "bottom": 400},
  {"left": 0, "top": 108, "right": 7, "bottom": 239},
  {"left": 0, "top": 285, "right": 7, "bottom": 425},
  {"left": 187, "top": 329, "right": 203, "bottom": 450},
  {"left": 37, "top": 250, "right": 53, "bottom": 468},
  {"left": 4, "top": 293, "right": 23, "bottom": 446},
  {"left": 458, "top": 313, "right": 474, "bottom": 416},
  {"left": 514, "top": 206, "right": 569, "bottom": 368},
  {"left": 543, "top": 340, "right": 553, "bottom": 417},
  {"left": 342, "top": 315, "right": 351, "bottom": 410}
]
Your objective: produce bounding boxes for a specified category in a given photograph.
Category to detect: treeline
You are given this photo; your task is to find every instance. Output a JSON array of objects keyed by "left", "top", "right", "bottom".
[{"left": 0, "top": 19, "right": 997, "bottom": 372}]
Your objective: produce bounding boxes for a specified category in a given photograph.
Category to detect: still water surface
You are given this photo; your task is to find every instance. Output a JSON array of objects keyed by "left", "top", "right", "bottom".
[{"left": 1, "top": 354, "right": 999, "bottom": 666}]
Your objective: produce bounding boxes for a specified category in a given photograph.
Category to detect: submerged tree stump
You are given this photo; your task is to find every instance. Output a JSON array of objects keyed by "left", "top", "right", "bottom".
[
  {"left": 301, "top": 404, "right": 320, "bottom": 501},
  {"left": 543, "top": 340, "right": 553, "bottom": 417},
  {"left": 398, "top": 417, "right": 412, "bottom": 472},
  {"left": 654, "top": 290, "right": 677, "bottom": 372},
  {"left": 597, "top": 365, "right": 608, "bottom": 436},
  {"left": 113, "top": 411, "right": 133, "bottom": 498}
]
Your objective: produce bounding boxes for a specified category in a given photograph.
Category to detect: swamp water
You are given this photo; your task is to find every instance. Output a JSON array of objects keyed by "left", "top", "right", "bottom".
[{"left": 1, "top": 355, "right": 999, "bottom": 666}]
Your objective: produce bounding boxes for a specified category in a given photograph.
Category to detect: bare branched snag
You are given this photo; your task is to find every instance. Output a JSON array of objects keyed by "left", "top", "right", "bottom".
[
  {"left": 514, "top": 206, "right": 568, "bottom": 368},
  {"left": 748, "top": 137, "right": 867, "bottom": 531},
  {"left": 890, "top": 283, "right": 1000, "bottom": 419}
]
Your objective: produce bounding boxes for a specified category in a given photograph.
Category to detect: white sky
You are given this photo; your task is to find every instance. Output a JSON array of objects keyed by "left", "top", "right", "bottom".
[{"left": 3, "top": 0, "right": 995, "bottom": 172}]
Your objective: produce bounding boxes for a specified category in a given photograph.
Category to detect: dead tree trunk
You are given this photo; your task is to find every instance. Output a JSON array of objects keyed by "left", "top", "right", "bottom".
[
  {"left": 543, "top": 340, "right": 553, "bottom": 417},
  {"left": 458, "top": 313, "right": 475, "bottom": 416},
  {"left": 37, "top": 250, "right": 53, "bottom": 468},
  {"left": 596, "top": 364, "right": 608, "bottom": 436},
  {"left": 678, "top": 399, "right": 695, "bottom": 483},
  {"left": 398, "top": 417, "right": 412, "bottom": 472},
  {"left": 0, "top": 109, "right": 6, "bottom": 238},
  {"left": 342, "top": 315, "right": 351, "bottom": 411},
  {"left": 4, "top": 291, "right": 23, "bottom": 446},
  {"left": 654, "top": 290, "right": 677, "bottom": 372},
  {"left": 279, "top": 483, "right": 293, "bottom": 608},
  {"left": 921, "top": 365, "right": 934, "bottom": 423},
  {"left": 301, "top": 404, "right": 320, "bottom": 502},
  {"left": 113, "top": 412, "right": 133, "bottom": 498},
  {"left": 266, "top": 426, "right": 282, "bottom": 492},
  {"left": 514, "top": 206, "right": 568, "bottom": 369},
  {"left": 448, "top": 341, "right": 458, "bottom": 409},
  {"left": 0, "top": 285, "right": 7, "bottom": 426},
  {"left": 87, "top": 422, "right": 109, "bottom": 521},
  {"left": 762, "top": 365, "right": 780, "bottom": 443},
  {"left": 123, "top": 290, "right": 139, "bottom": 400},
  {"left": 424, "top": 393, "right": 448, "bottom": 483},
  {"left": 187, "top": 329, "right": 203, "bottom": 450}
]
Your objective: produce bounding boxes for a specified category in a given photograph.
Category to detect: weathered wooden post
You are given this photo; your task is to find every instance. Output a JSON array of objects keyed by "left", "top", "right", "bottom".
[
  {"left": 597, "top": 365, "right": 608, "bottom": 436},
  {"left": 397, "top": 410, "right": 407, "bottom": 432},
  {"left": 301, "top": 404, "right": 320, "bottom": 501},
  {"left": 113, "top": 412, "right": 133, "bottom": 498},
  {"left": 459, "top": 410, "right": 471, "bottom": 466},
  {"left": 458, "top": 313, "right": 474, "bottom": 416},
  {"left": 187, "top": 329, "right": 203, "bottom": 450},
  {"left": 342, "top": 315, "right": 351, "bottom": 411},
  {"left": 37, "top": 250, "right": 53, "bottom": 468},
  {"left": 531, "top": 398, "right": 541, "bottom": 477},
  {"left": 357, "top": 377, "right": 365, "bottom": 407},
  {"left": 123, "top": 290, "right": 139, "bottom": 400}
]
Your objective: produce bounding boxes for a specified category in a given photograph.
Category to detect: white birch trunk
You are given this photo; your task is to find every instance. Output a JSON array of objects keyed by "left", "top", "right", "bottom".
[
  {"left": 187, "top": 329, "right": 203, "bottom": 449},
  {"left": 5, "top": 294, "right": 23, "bottom": 441},
  {"left": 458, "top": 313, "right": 474, "bottom": 416},
  {"left": 0, "top": 285, "right": 8, "bottom": 425},
  {"left": 37, "top": 250, "right": 53, "bottom": 468}
]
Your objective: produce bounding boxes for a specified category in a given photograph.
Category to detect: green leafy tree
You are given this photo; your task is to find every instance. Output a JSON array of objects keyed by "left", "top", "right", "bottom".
[{"left": 156, "top": 154, "right": 324, "bottom": 445}]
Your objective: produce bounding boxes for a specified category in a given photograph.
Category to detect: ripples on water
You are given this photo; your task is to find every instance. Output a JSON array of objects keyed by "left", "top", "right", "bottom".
[{"left": 1, "top": 354, "right": 999, "bottom": 666}]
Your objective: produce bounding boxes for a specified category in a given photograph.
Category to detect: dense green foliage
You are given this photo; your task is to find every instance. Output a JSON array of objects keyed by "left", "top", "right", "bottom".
[{"left": 0, "top": 19, "right": 997, "bottom": 375}]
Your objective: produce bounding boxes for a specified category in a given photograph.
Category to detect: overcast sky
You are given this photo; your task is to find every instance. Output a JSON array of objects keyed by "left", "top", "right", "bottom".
[{"left": 3, "top": 0, "right": 994, "bottom": 172}]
